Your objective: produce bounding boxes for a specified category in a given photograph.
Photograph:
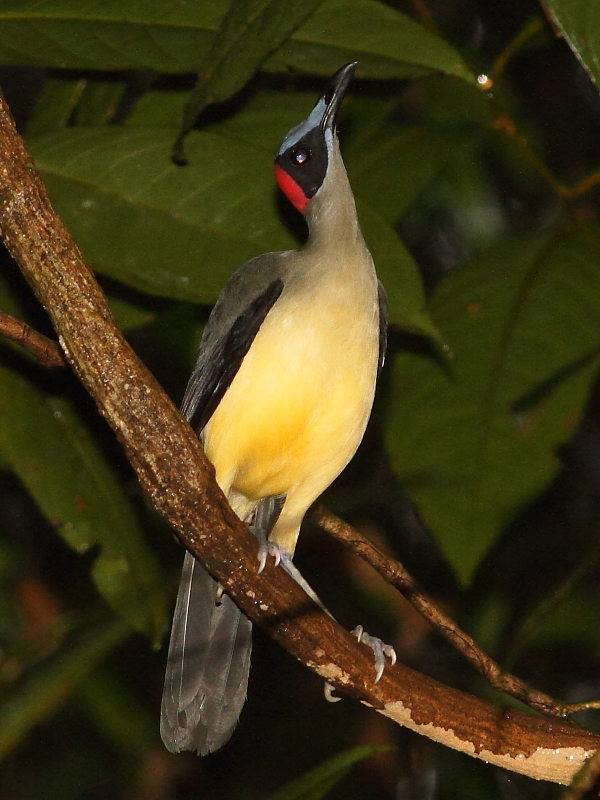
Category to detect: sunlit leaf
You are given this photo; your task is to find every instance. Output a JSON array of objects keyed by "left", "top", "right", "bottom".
[
  {"left": 0, "top": 618, "right": 129, "bottom": 759},
  {"left": 265, "top": 746, "right": 387, "bottom": 800},
  {"left": 0, "top": 0, "right": 473, "bottom": 83},
  {"left": 386, "top": 232, "right": 600, "bottom": 583},
  {"left": 0, "top": 366, "right": 167, "bottom": 641}
]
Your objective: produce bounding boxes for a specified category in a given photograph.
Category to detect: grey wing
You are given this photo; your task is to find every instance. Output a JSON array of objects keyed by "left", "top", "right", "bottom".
[
  {"left": 181, "top": 254, "right": 287, "bottom": 431},
  {"left": 377, "top": 280, "right": 388, "bottom": 375},
  {"left": 160, "top": 552, "right": 252, "bottom": 755}
]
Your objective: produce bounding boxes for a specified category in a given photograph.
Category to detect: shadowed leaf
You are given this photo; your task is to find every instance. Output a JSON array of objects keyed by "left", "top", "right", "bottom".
[
  {"left": 265, "top": 746, "right": 388, "bottom": 800},
  {"left": 173, "top": 0, "right": 326, "bottom": 162},
  {"left": 541, "top": 0, "right": 600, "bottom": 86},
  {"left": 0, "top": 365, "right": 167, "bottom": 641},
  {"left": 29, "top": 126, "right": 438, "bottom": 341},
  {"left": 0, "top": 0, "right": 473, "bottom": 83},
  {"left": 0, "top": 618, "right": 129, "bottom": 759},
  {"left": 386, "top": 232, "right": 600, "bottom": 582}
]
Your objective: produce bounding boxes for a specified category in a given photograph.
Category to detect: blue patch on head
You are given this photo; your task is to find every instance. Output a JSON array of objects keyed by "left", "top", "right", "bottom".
[{"left": 277, "top": 98, "right": 328, "bottom": 155}]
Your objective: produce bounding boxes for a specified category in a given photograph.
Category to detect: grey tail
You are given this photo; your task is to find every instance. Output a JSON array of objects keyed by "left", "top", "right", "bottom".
[
  {"left": 160, "top": 495, "right": 285, "bottom": 755},
  {"left": 160, "top": 551, "right": 252, "bottom": 755}
]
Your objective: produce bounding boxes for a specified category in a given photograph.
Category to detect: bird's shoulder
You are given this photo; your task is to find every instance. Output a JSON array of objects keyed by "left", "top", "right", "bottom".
[
  {"left": 180, "top": 251, "right": 294, "bottom": 425},
  {"left": 202, "top": 250, "right": 295, "bottom": 345}
]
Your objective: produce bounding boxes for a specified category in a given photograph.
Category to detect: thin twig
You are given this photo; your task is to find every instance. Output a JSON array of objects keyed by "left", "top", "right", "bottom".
[
  {"left": 313, "top": 506, "right": 600, "bottom": 719},
  {"left": 489, "top": 18, "right": 545, "bottom": 83},
  {"left": 486, "top": 103, "right": 600, "bottom": 201},
  {"left": 0, "top": 311, "right": 65, "bottom": 367}
]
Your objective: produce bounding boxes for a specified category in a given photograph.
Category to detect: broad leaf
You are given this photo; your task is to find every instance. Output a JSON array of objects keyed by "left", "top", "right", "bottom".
[
  {"left": 541, "top": 0, "right": 600, "bottom": 87},
  {"left": 107, "top": 295, "right": 155, "bottom": 331},
  {"left": 386, "top": 232, "right": 600, "bottom": 583},
  {"left": 29, "top": 126, "right": 437, "bottom": 338},
  {"left": 0, "top": 0, "right": 473, "bottom": 83},
  {"left": 349, "top": 126, "right": 471, "bottom": 224},
  {"left": 0, "top": 366, "right": 167, "bottom": 641},
  {"left": 25, "top": 77, "right": 86, "bottom": 136},
  {"left": 265, "top": 746, "right": 386, "bottom": 800},
  {"left": 267, "top": 0, "right": 474, "bottom": 83},
  {"left": 174, "top": 0, "right": 326, "bottom": 160},
  {"left": 356, "top": 200, "right": 443, "bottom": 344},
  {"left": 0, "top": 618, "right": 129, "bottom": 759},
  {"left": 29, "top": 127, "right": 293, "bottom": 303}
]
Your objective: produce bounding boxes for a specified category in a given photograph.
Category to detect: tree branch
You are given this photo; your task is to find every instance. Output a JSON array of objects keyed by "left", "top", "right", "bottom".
[
  {"left": 0, "top": 88, "right": 597, "bottom": 785},
  {"left": 0, "top": 310, "right": 65, "bottom": 367},
  {"left": 314, "top": 506, "right": 600, "bottom": 718}
]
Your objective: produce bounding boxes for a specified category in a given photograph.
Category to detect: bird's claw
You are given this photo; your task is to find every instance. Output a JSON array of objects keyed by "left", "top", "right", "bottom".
[
  {"left": 215, "top": 583, "right": 225, "bottom": 606},
  {"left": 323, "top": 682, "right": 342, "bottom": 703},
  {"left": 352, "top": 625, "right": 397, "bottom": 683},
  {"left": 257, "top": 541, "right": 282, "bottom": 574}
]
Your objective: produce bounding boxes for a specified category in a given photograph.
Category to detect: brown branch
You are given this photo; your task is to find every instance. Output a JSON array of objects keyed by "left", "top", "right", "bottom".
[
  {"left": 0, "top": 88, "right": 598, "bottom": 785},
  {"left": 314, "top": 506, "right": 600, "bottom": 720},
  {"left": 0, "top": 310, "right": 65, "bottom": 367}
]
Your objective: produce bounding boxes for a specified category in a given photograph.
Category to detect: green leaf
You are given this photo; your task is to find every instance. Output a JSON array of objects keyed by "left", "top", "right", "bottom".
[
  {"left": 356, "top": 200, "right": 443, "bottom": 344},
  {"left": 266, "top": 0, "right": 474, "bottom": 83},
  {"left": 349, "top": 126, "right": 471, "bottom": 225},
  {"left": 29, "top": 126, "right": 293, "bottom": 302},
  {"left": 0, "top": 367, "right": 167, "bottom": 641},
  {"left": 106, "top": 295, "right": 155, "bottom": 332},
  {"left": 265, "top": 746, "right": 387, "bottom": 800},
  {"left": 0, "top": 0, "right": 473, "bottom": 83},
  {"left": 0, "top": 0, "right": 221, "bottom": 72},
  {"left": 77, "top": 669, "right": 154, "bottom": 755},
  {"left": 29, "top": 125, "right": 438, "bottom": 342},
  {"left": 0, "top": 618, "right": 129, "bottom": 759},
  {"left": 174, "top": 0, "right": 326, "bottom": 161},
  {"left": 541, "top": 0, "right": 600, "bottom": 87},
  {"left": 25, "top": 77, "right": 86, "bottom": 136},
  {"left": 386, "top": 232, "right": 600, "bottom": 583}
]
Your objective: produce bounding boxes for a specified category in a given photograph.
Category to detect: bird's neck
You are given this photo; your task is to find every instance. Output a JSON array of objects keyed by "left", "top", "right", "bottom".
[{"left": 304, "top": 147, "right": 366, "bottom": 263}]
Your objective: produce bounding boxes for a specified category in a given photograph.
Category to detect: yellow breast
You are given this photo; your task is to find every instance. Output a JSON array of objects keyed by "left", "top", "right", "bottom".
[{"left": 202, "top": 279, "right": 379, "bottom": 506}]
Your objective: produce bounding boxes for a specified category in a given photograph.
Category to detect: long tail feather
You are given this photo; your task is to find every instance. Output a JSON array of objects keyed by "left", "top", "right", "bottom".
[{"left": 160, "top": 551, "right": 252, "bottom": 755}]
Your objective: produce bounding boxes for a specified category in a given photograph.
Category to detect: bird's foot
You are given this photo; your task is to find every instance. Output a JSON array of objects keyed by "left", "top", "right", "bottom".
[
  {"left": 324, "top": 683, "right": 342, "bottom": 703},
  {"left": 257, "top": 540, "right": 281, "bottom": 574},
  {"left": 215, "top": 583, "right": 225, "bottom": 605},
  {"left": 352, "top": 625, "right": 397, "bottom": 683}
]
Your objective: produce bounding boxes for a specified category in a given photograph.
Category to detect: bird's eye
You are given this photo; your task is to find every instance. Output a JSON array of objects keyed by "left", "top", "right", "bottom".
[{"left": 290, "top": 146, "right": 312, "bottom": 167}]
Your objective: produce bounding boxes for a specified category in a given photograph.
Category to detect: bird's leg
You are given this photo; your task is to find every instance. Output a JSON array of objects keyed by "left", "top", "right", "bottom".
[
  {"left": 278, "top": 554, "right": 396, "bottom": 695},
  {"left": 246, "top": 496, "right": 285, "bottom": 574},
  {"left": 279, "top": 553, "right": 333, "bottom": 618}
]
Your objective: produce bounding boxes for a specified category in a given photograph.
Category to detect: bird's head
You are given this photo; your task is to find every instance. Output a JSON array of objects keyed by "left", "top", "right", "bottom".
[{"left": 274, "top": 62, "right": 356, "bottom": 215}]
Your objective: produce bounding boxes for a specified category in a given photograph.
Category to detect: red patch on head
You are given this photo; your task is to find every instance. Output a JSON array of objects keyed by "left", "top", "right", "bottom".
[{"left": 274, "top": 165, "right": 309, "bottom": 214}]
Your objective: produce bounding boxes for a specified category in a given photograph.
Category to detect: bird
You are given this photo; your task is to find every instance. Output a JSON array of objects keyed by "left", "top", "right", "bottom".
[{"left": 160, "top": 62, "right": 388, "bottom": 756}]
